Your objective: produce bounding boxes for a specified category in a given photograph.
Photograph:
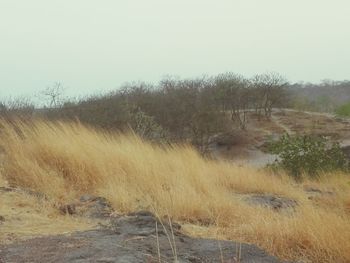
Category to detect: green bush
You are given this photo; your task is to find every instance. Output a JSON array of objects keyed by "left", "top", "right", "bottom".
[
  {"left": 128, "top": 106, "right": 169, "bottom": 142},
  {"left": 335, "top": 101, "right": 350, "bottom": 117},
  {"left": 269, "top": 134, "right": 349, "bottom": 179}
]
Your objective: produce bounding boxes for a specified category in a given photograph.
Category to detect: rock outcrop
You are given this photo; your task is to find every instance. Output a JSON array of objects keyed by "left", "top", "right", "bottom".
[
  {"left": 0, "top": 210, "right": 287, "bottom": 263},
  {"left": 243, "top": 194, "right": 297, "bottom": 211}
]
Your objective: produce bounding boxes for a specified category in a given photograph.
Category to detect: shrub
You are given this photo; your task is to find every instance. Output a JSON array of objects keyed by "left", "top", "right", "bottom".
[
  {"left": 335, "top": 101, "right": 350, "bottom": 117},
  {"left": 127, "top": 106, "right": 169, "bottom": 142},
  {"left": 269, "top": 134, "right": 349, "bottom": 179}
]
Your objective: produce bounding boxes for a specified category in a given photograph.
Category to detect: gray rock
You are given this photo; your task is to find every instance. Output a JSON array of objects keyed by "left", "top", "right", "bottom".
[
  {"left": 0, "top": 211, "right": 287, "bottom": 263},
  {"left": 304, "top": 187, "right": 335, "bottom": 200},
  {"left": 245, "top": 194, "right": 297, "bottom": 211}
]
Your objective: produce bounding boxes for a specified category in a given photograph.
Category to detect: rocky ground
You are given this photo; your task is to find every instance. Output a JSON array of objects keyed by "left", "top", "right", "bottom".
[
  {"left": 0, "top": 188, "right": 291, "bottom": 263},
  {"left": 0, "top": 209, "right": 287, "bottom": 263},
  {"left": 1, "top": 174, "right": 334, "bottom": 262}
]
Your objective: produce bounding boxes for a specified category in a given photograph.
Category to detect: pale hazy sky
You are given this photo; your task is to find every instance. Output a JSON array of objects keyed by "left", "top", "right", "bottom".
[{"left": 0, "top": 0, "right": 349, "bottom": 99}]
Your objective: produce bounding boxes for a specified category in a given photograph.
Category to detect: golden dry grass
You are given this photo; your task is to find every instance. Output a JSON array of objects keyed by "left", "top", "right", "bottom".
[
  {"left": 0, "top": 119, "right": 350, "bottom": 262},
  {"left": 0, "top": 172, "right": 95, "bottom": 244},
  {"left": 0, "top": 190, "right": 96, "bottom": 245}
]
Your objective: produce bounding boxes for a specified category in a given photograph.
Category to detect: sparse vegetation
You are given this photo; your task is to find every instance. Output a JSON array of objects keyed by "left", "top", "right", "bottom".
[{"left": 0, "top": 119, "right": 350, "bottom": 262}]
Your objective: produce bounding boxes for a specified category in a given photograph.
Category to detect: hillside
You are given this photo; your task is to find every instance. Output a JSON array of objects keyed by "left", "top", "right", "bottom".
[
  {"left": 0, "top": 119, "right": 350, "bottom": 262},
  {"left": 289, "top": 81, "right": 350, "bottom": 112}
]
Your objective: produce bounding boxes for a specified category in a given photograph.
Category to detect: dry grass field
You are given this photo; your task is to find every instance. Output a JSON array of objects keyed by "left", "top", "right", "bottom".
[{"left": 0, "top": 119, "right": 350, "bottom": 262}]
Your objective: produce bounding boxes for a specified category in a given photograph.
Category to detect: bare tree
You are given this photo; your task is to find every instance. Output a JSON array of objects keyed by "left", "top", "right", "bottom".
[
  {"left": 251, "top": 72, "right": 288, "bottom": 118},
  {"left": 214, "top": 73, "right": 250, "bottom": 130},
  {"left": 41, "top": 82, "right": 65, "bottom": 108}
]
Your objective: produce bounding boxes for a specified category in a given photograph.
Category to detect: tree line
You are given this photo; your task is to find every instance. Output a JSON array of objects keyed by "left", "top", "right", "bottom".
[{"left": 1, "top": 72, "right": 289, "bottom": 150}]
